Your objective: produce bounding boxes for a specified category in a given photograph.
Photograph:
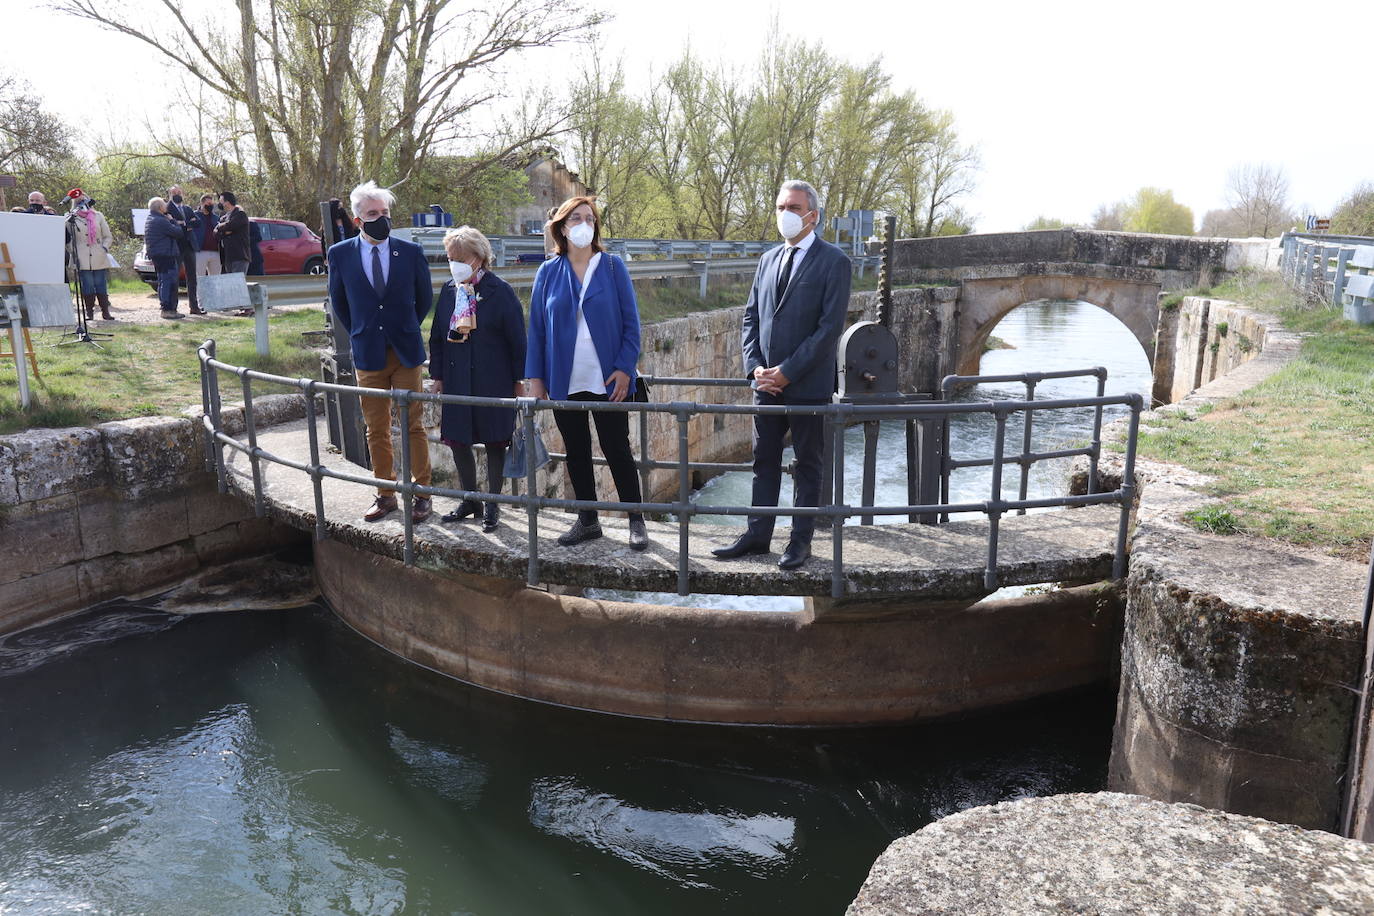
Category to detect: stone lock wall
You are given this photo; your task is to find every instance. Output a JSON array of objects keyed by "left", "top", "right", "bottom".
[
  {"left": 1163, "top": 296, "right": 1270, "bottom": 405},
  {"left": 0, "top": 396, "right": 308, "bottom": 635}
]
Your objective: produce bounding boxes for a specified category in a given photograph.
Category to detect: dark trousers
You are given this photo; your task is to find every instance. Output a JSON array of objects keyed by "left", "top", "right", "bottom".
[
  {"left": 553, "top": 392, "right": 642, "bottom": 520},
  {"left": 153, "top": 256, "right": 179, "bottom": 312},
  {"left": 748, "top": 390, "right": 826, "bottom": 545},
  {"left": 178, "top": 245, "right": 198, "bottom": 308}
]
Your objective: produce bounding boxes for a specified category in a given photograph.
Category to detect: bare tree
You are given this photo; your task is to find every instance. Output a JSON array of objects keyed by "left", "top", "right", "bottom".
[
  {"left": 1091, "top": 200, "right": 1127, "bottom": 231},
  {"left": 1225, "top": 162, "right": 1291, "bottom": 237},
  {"left": 0, "top": 71, "right": 74, "bottom": 173},
  {"left": 55, "top": 0, "right": 603, "bottom": 220}
]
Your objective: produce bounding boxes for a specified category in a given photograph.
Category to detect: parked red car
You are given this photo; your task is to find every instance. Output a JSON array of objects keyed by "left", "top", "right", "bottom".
[{"left": 135, "top": 217, "right": 324, "bottom": 287}]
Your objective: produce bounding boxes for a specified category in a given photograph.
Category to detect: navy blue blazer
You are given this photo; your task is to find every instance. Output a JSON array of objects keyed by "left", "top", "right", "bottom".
[
  {"left": 427, "top": 272, "right": 526, "bottom": 445},
  {"left": 742, "top": 235, "right": 852, "bottom": 401},
  {"left": 525, "top": 253, "right": 640, "bottom": 400},
  {"left": 327, "top": 236, "right": 433, "bottom": 372}
]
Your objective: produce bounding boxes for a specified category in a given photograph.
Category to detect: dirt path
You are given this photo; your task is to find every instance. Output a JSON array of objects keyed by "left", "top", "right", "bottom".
[{"left": 93, "top": 289, "right": 318, "bottom": 325}]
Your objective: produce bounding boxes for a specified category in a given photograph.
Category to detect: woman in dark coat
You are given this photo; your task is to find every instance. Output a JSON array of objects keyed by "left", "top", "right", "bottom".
[
  {"left": 428, "top": 226, "right": 527, "bottom": 532},
  {"left": 143, "top": 196, "right": 187, "bottom": 319}
]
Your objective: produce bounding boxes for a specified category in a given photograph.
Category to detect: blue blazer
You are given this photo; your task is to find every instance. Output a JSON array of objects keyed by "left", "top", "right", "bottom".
[
  {"left": 525, "top": 253, "right": 640, "bottom": 400},
  {"left": 327, "top": 236, "right": 433, "bottom": 372},
  {"left": 742, "top": 235, "right": 852, "bottom": 401}
]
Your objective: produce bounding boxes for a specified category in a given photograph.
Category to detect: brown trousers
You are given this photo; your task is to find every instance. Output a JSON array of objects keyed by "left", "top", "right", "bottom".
[{"left": 355, "top": 347, "right": 432, "bottom": 497}]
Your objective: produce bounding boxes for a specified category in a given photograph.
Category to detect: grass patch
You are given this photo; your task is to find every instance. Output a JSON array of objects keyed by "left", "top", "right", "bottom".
[
  {"left": 1182, "top": 505, "right": 1242, "bottom": 535},
  {"left": 0, "top": 309, "right": 330, "bottom": 434},
  {"left": 1121, "top": 269, "right": 1374, "bottom": 559}
]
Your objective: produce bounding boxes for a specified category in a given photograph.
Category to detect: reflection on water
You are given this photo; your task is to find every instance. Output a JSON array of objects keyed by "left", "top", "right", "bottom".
[
  {"left": 593, "top": 300, "right": 1151, "bottom": 610},
  {"left": 0, "top": 602, "right": 1115, "bottom": 915}
]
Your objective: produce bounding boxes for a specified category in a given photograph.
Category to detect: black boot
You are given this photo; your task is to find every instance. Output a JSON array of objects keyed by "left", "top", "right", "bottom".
[
  {"left": 96, "top": 292, "right": 114, "bottom": 321},
  {"left": 482, "top": 502, "right": 500, "bottom": 533},
  {"left": 442, "top": 499, "right": 481, "bottom": 523},
  {"left": 81, "top": 292, "right": 95, "bottom": 320},
  {"left": 482, "top": 446, "right": 505, "bottom": 533}
]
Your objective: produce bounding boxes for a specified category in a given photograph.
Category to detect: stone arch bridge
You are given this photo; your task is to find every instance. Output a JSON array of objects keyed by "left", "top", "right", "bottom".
[{"left": 890, "top": 228, "right": 1264, "bottom": 404}]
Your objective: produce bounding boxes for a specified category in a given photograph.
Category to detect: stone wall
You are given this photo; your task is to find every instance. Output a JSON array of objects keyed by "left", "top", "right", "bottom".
[
  {"left": 893, "top": 228, "right": 1240, "bottom": 276},
  {"left": 1164, "top": 296, "right": 1270, "bottom": 404},
  {"left": 0, "top": 396, "right": 308, "bottom": 635}
]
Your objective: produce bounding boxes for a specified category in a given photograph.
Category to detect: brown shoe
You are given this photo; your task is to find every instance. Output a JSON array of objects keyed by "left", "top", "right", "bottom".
[
  {"left": 189, "top": 305, "right": 208, "bottom": 315},
  {"left": 96, "top": 292, "right": 114, "bottom": 320},
  {"left": 411, "top": 497, "right": 432, "bottom": 523},
  {"left": 363, "top": 495, "right": 398, "bottom": 522}
]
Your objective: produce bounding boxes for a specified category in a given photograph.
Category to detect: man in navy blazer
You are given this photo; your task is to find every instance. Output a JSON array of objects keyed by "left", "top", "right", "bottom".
[
  {"left": 713, "top": 180, "right": 851, "bottom": 569},
  {"left": 328, "top": 180, "right": 435, "bottom": 523}
]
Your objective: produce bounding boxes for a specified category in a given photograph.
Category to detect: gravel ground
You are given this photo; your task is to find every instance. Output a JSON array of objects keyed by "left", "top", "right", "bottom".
[{"left": 93, "top": 289, "right": 319, "bottom": 325}]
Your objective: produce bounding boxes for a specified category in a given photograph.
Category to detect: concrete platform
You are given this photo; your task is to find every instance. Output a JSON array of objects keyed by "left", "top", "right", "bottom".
[
  {"left": 848, "top": 792, "right": 1374, "bottom": 915},
  {"left": 222, "top": 416, "right": 1124, "bottom": 600}
]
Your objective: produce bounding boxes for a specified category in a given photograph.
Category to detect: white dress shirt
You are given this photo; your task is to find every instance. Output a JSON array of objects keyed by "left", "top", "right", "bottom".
[
  {"left": 568, "top": 253, "right": 605, "bottom": 395},
  {"left": 778, "top": 228, "right": 817, "bottom": 289}
]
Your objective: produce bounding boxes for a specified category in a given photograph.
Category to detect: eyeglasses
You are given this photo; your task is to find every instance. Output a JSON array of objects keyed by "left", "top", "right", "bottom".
[{"left": 565, "top": 213, "right": 595, "bottom": 225}]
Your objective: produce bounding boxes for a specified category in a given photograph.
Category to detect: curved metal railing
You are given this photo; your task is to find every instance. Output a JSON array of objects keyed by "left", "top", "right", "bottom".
[{"left": 197, "top": 339, "right": 1143, "bottom": 598}]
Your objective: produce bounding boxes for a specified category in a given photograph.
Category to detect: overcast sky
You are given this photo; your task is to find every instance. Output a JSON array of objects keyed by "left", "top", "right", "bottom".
[{"left": 10, "top": 0, "right": 1371, "bottom": 232}]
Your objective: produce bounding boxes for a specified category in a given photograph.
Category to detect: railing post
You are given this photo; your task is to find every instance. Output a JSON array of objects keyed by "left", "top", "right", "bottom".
[
  {"left": 677, "top": 407, "right": 692, "bottom": 596},
  {"left": 304, "top": 379, "right": 327, "bottom": 542},
  {"left": 860, "top": 420, "right": 879, "bottom": 525},
  {"left": 1017, "top": 378, "right": 1037, "bottom": 515},
  {"left": 830, "top": 406, "right": 848, "bottom": 599},
  {"left": 1334, "top": 248, "right": 1354, "bottom": 309},
  {"left": 1089, "top": 368, "right": 1106, "bottom": 495},
  {"left": 1113, "top": 397, "right": 1143, "bottom": 580},
  {"left": 206, "top": 341, "right": 227, "bottom": 493},
  {"left": 522, "top": 402, "right": 540, "bottom": 587},
  {"left": 239, "top": 371, "right": 266, "bottom": 518},
  {"left": 397, "top": 387, "right": 414, "bottom": 566},
  {"left": 638, "top": 398, "right": 652, "bottom": 510},
  {"left": 984, "top": 409, "right": 1008, "bottom": 591}
]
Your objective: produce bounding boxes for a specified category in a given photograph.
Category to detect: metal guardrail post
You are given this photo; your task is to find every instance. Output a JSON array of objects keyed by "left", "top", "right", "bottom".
[
  {"left": 397, "top": 388, "right": 415, "bottom": 566},
  {"left": 676, "top": 407, "right": 692, "bottom": 596},
  {"left": 984, "top": 409, "right": 1008, "bottom": 591},
  {"left": 205, "top": 342, "right": 227, "bottom": 493},
  {"left": 1016, "top": 378, "right": 1037, "bottom": 515},
  {"left": 861, "top": 420, "right": 879, "bottom": 525},
  {"left": 1113, "top": 397, "right": 1143, "bottom": 580},
  {"left": 522, "top": 402, "right": 540, "bottom": 587},
  {"left": 304, "top": 379, "right": 327, "bottom": 542},
  {"left": 1089, "top": 368, "right": 1106, "bottom": 494},
  {"left": 240, "top": 371, "right": 265, "bottom": 518},
  {"left": 1334, "top": 248, "right": 1354, "bottom": 308},
  {"left": 830, "top": 406, "right": 848, "bottom": 599},
  {"left": 198, "top": 341, "right": 214, "bottom": 473}
]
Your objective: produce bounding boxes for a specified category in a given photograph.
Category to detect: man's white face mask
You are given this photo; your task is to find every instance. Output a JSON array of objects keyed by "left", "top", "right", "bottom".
[{"left": 776, "top": 208, "right": 805, "bottom": 241}]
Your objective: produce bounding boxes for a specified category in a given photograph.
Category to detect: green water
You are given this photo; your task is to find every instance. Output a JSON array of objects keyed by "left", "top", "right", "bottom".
[{"left": 0, "top": 602, "right": 1114, "bottom": 915}]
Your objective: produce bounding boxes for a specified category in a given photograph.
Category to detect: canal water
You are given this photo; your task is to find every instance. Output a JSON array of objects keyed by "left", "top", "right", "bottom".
[{"left": 0, "top": 300, "right": 1149, "bottom": 915}]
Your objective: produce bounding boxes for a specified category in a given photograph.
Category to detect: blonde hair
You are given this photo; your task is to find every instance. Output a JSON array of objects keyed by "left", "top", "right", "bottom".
[{"left": 443, "top": 225, "right": 493, "bottom": 268}]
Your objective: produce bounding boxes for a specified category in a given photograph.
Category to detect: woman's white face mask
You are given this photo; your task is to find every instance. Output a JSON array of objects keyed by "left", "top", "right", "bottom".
[
  {"left": 566, "top": 222, "right": 595, "bottom": 249},
  {"left": 449, "top": 260, "right": 474, "bottom": 284}
]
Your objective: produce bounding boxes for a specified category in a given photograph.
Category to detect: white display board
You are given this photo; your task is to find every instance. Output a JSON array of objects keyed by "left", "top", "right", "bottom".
[
  {"left": 131, "top": 208, "right": 151, "bottom": 236},
  {"left": 0, "top": 211, "right": 66, "bottom": 285}
]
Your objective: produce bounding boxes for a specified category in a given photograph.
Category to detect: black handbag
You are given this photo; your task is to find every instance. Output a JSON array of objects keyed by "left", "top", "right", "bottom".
[{"left": 632, "top": 376, "right": 650, "bottom": 403}]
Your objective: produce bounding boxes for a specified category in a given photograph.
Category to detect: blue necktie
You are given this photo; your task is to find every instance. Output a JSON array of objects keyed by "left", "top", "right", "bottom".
[{"left": 371, "top": 245, "right": 385, "bottom": 299}]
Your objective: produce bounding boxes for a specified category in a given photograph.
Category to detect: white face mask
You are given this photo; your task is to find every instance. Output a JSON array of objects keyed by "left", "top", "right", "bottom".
[
  {"left": 449, "top": 261, "right": 473, "bottom": 284},
  {"left": 566, "top": 222, "right": 595, "bottom": 249},
  {"left": 776, "top": 208, "right": 806, "bottom": 240}
]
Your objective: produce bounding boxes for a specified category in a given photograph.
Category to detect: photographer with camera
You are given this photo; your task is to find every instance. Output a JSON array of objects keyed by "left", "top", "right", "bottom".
[{"left": 66, "top": 191, "right": 116, "bottom": 321}]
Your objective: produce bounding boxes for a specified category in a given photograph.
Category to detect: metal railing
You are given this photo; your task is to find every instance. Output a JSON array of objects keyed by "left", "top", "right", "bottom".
[
  {"left": 1278, "top": 232, "right": 1374, "bottom": 308},
  {"left": 198, "top": 340, "right": 1143, "bottom": 598},
  {"left": 940, "top": 367, "right": 1109, "bottom": 519}
]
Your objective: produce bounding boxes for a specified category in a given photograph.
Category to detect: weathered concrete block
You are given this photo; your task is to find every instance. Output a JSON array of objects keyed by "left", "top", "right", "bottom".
[
  {"left": 0, "top": 566, "right": 85, "bottom": 635},
  {"left": 5, "top": 427, "right": 106, "bottom": 501},
  {"left": 0, "top": 438, "right": 18, "bottom": 507},
  {"left": 76, "top": 487, "right": 191, "bottom": 558},
  {"left": 96, "top": 415, "right": 201, "bottom": 495},
  {"left": 847, "top": 793, "right": 1374, "bottom": 916},
  {"left": 0, "top": 494, "right": 83, "bottom": 584},
  {"left": 184, "top": 477, "right": 254, "bottom": 537},
  {"left": 78, "top": 542, "right": 199, "bottom": 606}
]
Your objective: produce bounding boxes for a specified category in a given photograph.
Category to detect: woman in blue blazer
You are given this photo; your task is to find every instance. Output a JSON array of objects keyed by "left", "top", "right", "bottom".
[
  {"left": 525, "top": 196, "right": 647, "bottom": 550},
  {"left": 428, "top": 226, "right": 526, "bottom": 532}
]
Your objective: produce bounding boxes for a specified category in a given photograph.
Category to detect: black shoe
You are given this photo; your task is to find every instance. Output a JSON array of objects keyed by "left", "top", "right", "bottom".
[
  {"left": 628, "top": 515, "right": 648, "bottom": 551},
  {"left": 778, "top": 540, "right": 811, "bottom": 570},
  {"left": 482, "top": 503, "right": 500, "bottom": 533},
  {"left": 557, "top": 518, "right": 603, "bottom": 547},
  {"left": 442, "top": 499, "right": 481, "bottom": 523},
  {"left": 711, "top": 534, "right": 770, "bottom": 559}
]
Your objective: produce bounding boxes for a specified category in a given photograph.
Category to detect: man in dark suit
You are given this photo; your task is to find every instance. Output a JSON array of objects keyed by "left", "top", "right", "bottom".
[
  {"left": 328, "top": 180, "right": 435, "bottom": 523},
  {"left": 713, "top": 180, "right": 851, "bottom": 569},
  {"left": 165, "top": 185, "right": 207, "bottom": 315},
  {"left": 214, "top": 191, "right": 252, "bottom": 274}
]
